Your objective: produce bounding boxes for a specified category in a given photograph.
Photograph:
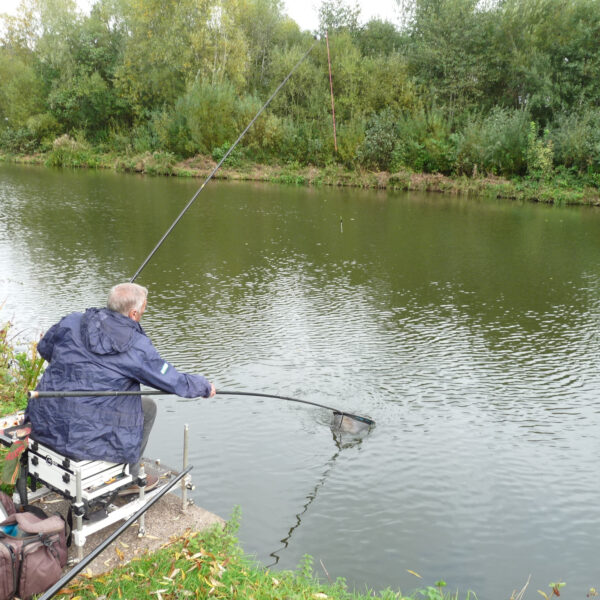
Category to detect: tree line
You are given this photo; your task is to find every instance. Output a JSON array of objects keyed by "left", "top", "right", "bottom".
[{"left": 2, "top": 0, "right": 600, "bottom": 181}]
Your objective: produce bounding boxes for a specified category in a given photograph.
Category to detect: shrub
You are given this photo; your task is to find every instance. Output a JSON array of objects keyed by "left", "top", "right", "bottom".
[
  {"left": 45, "top": 134, "right": 94, "bottom": 167},
  {"left": 335, "top": 117, "right": 365, "bottom": 168},
  {"left": 393, "top": 108, "right": 456, "bottom": 174},
  {"left": 25, "top": 113, "right": 60, "bottom": 147},
  {"left": 275, "top": 118, "right": 331, "bottom": 166},
  {"left": 526, "top": 121, "right": 554, "bottom": 179},
  {"left": 356, "top": 108, "right": 397, "bottom": 171},
  {"left": 175, "top": 82, "right": 261, "bottom": 157},
  {"left": 549, "top": 109, "right": 600, "bottom": 173},
  {"left": 0, "top": 322, "right": 44, "bottom": 416},
  {"left": 455, "top": 108, "right": 530, "bottom": 176},
  {"left": 0, "top": 128, "right": 38, "bottom": 154},
  {"left": 142, "top": 151, "right": 176, "bottom": 175},
  {"left": 211, "top": 142, "right": 244, "bottom": 167}
]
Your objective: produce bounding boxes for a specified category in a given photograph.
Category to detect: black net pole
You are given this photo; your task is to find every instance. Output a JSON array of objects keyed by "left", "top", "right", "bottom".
[{"left": 38, "top": 466, "right": 193, "bottom": 600}]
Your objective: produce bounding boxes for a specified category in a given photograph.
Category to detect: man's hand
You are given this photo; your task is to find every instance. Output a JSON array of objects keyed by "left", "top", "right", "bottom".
[{"left": 209, "top": 383, "right": 216, "bottom": 398}]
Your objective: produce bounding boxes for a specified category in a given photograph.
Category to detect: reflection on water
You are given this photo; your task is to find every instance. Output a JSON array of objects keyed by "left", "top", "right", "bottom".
[
  {"left": 2, "top": 163, "right": 600, "bottom": 597},
  {"left": 268, "top": 431, "right": 364, "bottom": 567}
]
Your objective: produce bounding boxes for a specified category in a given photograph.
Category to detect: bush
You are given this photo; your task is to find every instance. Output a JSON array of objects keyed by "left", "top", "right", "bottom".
[
  {"left": 335, "top": 117, "right": 365, "bottom": 168},
  {"left": 175, "top": 82, "right": 261, "bottom": 157},
  {"left": 0, "top": 128, "right": 38, "bottom": 154},
  {"left": 45, "top": 134, "right": 95, "bottom": 167},
  {"left": 211, "top": 142, "right": 244, "bottom": 167},
  {"left": 274, "top": 118, "right": 331, "bottom": 166},
  {"left": 549, "top": 109, "right": 600, "bottom": 173},
  {"left": 242, "top": 113, "right": 286, "bottom": 163},
  {"left": 526, "top": 121, "right": 554, "bottom": 179},
  {"left": 26, "top": 113, "right": 60, "bottom": 148},
  {"left": 0, "top": 322, "right": 44, "bottom": 416},
  {"left": 356, "top": 109, "right": 397, "bottom": 170},
  {"left": 393, "top": 108, "right": 456, "bottom": 174},
  {"left": 143, "top": 151, "right": 176, "bottom": 175},
  {"left": 455, "top": 108, "right": 530, "bottom": 176}
]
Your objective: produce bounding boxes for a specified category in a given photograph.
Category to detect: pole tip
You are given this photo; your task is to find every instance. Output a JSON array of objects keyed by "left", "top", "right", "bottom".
[{"left": 27, "top": 391, "right": 38, "bottom": 399}]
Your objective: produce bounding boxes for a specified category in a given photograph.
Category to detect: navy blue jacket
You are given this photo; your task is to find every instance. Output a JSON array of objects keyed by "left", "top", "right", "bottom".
[{"left": 26, "top": 308, "right": 212, "bottom": 464}]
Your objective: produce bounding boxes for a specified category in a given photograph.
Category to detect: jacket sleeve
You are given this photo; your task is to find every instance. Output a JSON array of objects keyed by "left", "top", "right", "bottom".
[
  {"left": 37, "top": 322, "right": 62, "bottom": 362},
  {"left": 125, "top": 335, "right": 213, "bottom": 398}
]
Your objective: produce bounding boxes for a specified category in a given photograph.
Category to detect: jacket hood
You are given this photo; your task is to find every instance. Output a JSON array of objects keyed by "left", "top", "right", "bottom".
[{"left": 81, "top": 307, "right": 140, "bottom": 355}]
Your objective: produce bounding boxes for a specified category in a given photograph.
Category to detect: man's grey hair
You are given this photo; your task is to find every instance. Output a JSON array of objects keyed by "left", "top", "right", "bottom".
[{"left": 107, "top": 283, "right": 148, "bottom": 316}]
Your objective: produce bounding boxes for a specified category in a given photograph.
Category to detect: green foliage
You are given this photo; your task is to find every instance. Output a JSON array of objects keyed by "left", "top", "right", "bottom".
[
  {"left": 393, "top": 108, "right": 456, "bottom": 174},
  {"left": 212, "top": 142, "right": 244, "bottom": 167},
  {"left": 26, "top": 113, "right": 61, "bottom": 149},
  {"left": 0, "top": 128, "right": 38, "bottom": 154},
  {"left": 455, "top": 108, "right": 530, "bottom": 176},
  {"left": 407, "top": 0, "right": 499, "bottom": 113},
  {"left": 526, "top": 121, "right": 554, "bottom": 179},
  {"left": 59, "top": 509, "right": 471, "bottom": 600},
  {"left": 318, "top": 0, "right": 361, "bottom": 35},
  {"left": 0, "top": 49, "right": 45, "bottom": 130},
  {"left": 238, "top": 0, "right": 293, "bottom": 91},
  {"left": 0, "top": 322, "right": 44, "bottom": 417},
  {"left": 356, "top": 108, "right": 397, "bottom": 170},
  {"left": 335, "top": 117, "right": 365, "bottom": 167},
  {"left": 173, "top": 81, "right": 262, "bottom": 157},
  {"left": 355, "top": 19, "right": 405, "bottom": 56},
  {"left": 45, "top": 134, "right": 97, "bottom": 168},
  {"left": 2, "top": 0, "right": 600, "bottom": 181},
  {"left": 549, "top": 109, "right": 600, "bottom": 173}
]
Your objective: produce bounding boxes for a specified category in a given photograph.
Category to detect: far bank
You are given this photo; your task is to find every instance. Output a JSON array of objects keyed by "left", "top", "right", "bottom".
[{"left": 2, "top": 148, "right": 599, "bottom": 207}]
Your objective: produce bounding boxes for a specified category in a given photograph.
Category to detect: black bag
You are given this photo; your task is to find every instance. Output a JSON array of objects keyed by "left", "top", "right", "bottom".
[{"left": 0, "top": 493, "right": 68, "bottom": 600}]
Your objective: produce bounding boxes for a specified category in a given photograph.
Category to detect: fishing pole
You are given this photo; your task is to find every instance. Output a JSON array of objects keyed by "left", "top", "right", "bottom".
[
  {"left": 38, "top": 466, "right": 192, "bottom": 600},
  {"left": 130, "top": 36, "right": 321, "bottom": 284},
  {"left": 28, "top": 389, "right": 375, "bottom": 428}
]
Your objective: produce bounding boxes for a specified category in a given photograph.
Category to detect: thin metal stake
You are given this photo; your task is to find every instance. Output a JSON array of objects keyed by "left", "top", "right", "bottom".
[{"left": 182, "top": 424, "right": 189, "bottom": 512}]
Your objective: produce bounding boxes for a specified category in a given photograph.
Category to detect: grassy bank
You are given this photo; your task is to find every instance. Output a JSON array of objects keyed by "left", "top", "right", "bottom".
[
  {"left": 56, "top": 510, "right": 472, "bottom": 600},
  {"left": 2, "top": 146, "right": 599, "bottom": 207}
]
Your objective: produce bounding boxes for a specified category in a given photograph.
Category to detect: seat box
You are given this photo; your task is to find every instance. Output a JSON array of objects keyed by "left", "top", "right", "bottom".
[{"left": 28, "top": 439, "right": 131, "bottom": 501}]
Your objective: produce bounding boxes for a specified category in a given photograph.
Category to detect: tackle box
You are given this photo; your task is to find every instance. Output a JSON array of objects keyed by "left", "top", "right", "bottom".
[{"left": 27, "top": 439, "right": 132, "bottom": 502}]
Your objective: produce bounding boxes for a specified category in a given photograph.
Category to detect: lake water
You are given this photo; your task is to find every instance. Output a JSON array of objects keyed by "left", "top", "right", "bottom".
[{"left": 1, "top": 163, "right": 600, "bottom": 598}]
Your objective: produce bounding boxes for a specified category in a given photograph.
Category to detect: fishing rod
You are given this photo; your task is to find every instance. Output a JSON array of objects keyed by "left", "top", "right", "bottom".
[
  {"left": 38, "top": 466, "right": 192, "bottom": 600},
  {"left": 130, "top": 36, "right": 321, "bottom": 284},
  {"left": 28, "top": 389, "right": 375, "bottom": 428}
]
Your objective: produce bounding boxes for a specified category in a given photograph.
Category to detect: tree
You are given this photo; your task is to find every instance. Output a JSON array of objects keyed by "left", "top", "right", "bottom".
[
  {"left": 355, "top": 19, "right": 405, "bottom": 56},
  {"left": 317, "top": 0, "right": 361, "bottom": 35},
  {"left": 114, "top": 0, "right": 248, "bottom": 119},
  {"left": 238, "top": 0, "right": 286, "bottom": 91},
  {"left": 406, "top": 0, "right": 502, "bottom": 114}
]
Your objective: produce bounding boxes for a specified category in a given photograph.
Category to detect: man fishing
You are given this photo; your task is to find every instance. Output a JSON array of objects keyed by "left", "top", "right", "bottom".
[{"left": 26, "top": 282, "right": 215, "bottom": 494}]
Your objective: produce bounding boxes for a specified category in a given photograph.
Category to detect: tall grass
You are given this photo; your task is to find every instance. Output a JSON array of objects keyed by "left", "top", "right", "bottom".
[{"left": 0, "top": 320, "right": 44, "bottom": 417}]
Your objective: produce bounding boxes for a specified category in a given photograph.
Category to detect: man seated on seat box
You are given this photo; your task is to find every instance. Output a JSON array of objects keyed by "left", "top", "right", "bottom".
[{"left": 26, "top": 282, "right": 216, "bottom": 495}]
